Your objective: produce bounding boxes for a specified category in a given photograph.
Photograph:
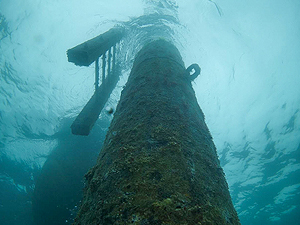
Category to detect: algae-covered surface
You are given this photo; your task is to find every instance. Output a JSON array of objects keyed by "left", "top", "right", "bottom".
[{"left": 74, "top": 40, "right": 240, "bottom": 225}]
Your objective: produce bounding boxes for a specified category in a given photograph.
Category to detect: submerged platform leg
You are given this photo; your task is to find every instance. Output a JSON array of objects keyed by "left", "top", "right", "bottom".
[{"left": 74, "top": 40, "right": 240, "bottom": 225}]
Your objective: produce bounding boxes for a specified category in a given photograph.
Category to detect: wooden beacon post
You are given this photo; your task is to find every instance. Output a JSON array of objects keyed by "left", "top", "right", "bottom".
[
  {"left": 67, "top": 27, "right": 124, "bottom": 135},
  {"left": 73, "top": 40, "right": 240, "bottom": 224}
]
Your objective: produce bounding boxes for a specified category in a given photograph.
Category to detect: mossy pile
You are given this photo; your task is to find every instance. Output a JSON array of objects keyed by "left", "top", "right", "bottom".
[{"left": 74, "top": 40, "right": 240, "bottom": 225}]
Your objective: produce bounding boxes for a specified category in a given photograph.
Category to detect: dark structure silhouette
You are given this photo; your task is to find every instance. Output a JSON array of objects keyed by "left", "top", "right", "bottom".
[
  {"left": 67, "top": 27, "right": 124, "bottom": 136},
  {"left": 32, "top": 119, "right": 109, "bottom": 225},
  {"left": 73, "top": 40, "right": 240, "bottom": 224}
]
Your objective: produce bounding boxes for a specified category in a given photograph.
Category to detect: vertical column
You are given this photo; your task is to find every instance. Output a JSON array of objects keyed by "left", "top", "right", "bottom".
[
  {"left": 74, "top": 40, "right": 240, "bottom": 225},
  {"left": 95, "top": 57, "right": 99, "bottom": 90},
  {"left": 107, "top": 47, "right": 112, "bottom": 76},
  {"left": 112, "top": 44, "right": 116, "bottom": 73},
  {"left": 102, "top": 51, "right": 106, "bottom": 84}
]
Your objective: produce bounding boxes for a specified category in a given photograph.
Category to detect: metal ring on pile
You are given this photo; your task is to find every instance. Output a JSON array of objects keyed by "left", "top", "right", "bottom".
[{"left": 186, "top": 63, "right": 201, "bottom": 81}]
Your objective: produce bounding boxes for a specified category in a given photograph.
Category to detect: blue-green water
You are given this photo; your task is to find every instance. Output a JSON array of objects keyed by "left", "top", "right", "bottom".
[{"left": 1, "top": 0, "right": 299, "bottom": 224}]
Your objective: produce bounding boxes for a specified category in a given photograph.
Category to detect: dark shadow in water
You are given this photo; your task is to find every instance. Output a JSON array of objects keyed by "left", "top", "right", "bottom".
[{"left": 32, "top": 117, "right": 110, "bottom": 225}]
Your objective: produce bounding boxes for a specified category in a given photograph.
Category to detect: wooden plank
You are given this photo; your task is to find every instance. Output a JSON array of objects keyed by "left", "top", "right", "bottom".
[{"left": 67, "top": 27, "right": 124, "bottom": 66}]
